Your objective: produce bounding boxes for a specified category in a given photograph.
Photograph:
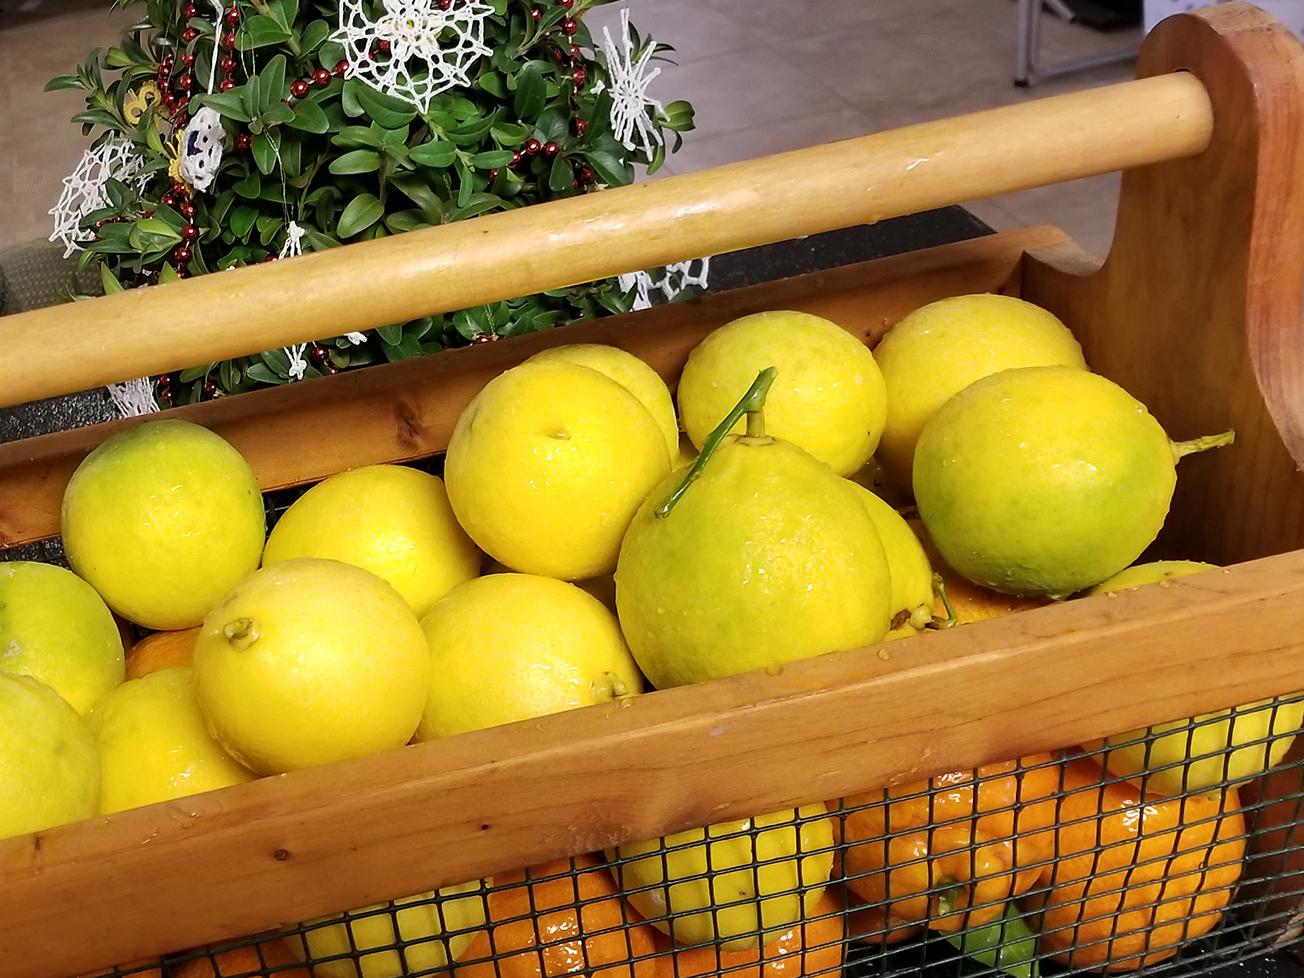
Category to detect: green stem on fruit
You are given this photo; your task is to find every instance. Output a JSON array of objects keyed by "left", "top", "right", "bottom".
[
  {"left": 1172, "top": 429, "right": 1236, "bottom": 461},
  {"left": 223, "top": 617, "right": 261, "bottom": 651},
  {"left": 655, "top": 367, "right": 777, "bottom": 519},
  {"left": 926, "top": 574, "right": 958, "bottom": 630}
]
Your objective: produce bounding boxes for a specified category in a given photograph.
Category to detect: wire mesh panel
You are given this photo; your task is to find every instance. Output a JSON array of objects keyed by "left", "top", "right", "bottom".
[{"left": 77, "top": 694, "right": 1304, "bottom": 978}]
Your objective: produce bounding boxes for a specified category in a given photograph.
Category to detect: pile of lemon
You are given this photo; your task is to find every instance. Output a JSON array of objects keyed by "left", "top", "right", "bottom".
[{"left": 0, "top": 293, "right": 1288, "bottom": 978}]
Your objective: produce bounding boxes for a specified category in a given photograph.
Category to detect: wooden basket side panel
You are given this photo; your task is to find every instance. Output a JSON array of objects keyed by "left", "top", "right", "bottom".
[{"left": 1022, "top": 4, "right": 1304, "bottom": 565}]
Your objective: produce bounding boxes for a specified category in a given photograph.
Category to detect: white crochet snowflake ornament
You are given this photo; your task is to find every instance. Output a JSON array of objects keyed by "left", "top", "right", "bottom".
[
  {"left": 106, "top": 377, "right": 160, "bottom": 418},
  {"left": 333, "top": 0, "right": 494, "bottom": 113},
  {"left": 49, "top": 136, "right": 147, "bottom": 258},
  {"left": 276, "top": 222, "right": 312, "bottom": 380},
  {"left": 597, "top": 7, "right": 663, "bottom": 157},
  {"left": 179, "top": 107, "right": 226, "bottom": 192},
  {"left": 618, "top": 257, "right": 710, "bottom": 312}
]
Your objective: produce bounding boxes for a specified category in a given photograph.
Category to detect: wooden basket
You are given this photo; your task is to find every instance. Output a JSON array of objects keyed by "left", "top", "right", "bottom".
[{"left": 4, "top": 5, "right": 1304, "bottom": 977}]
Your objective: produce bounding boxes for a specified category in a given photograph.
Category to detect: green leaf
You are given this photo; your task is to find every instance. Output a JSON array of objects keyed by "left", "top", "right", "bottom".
[
  {"left": 389, "top": 175, "right": 444, "bottom": 220},
  {"left": 256, "top": 214, "right": 284, "bottom": 246},
  {"left": 379, "top": 124, "right": 409, "bottom": 148},
  {"left": 409, "top": 140, "right": 457, "bottom": 168},
  {"left": 548, "top": 153, "right": 572, "bottom": 192},
  {"left": 489, "top": 121, "right": 532, "bottom": 146},
  {"left": 303, "top": 227, "right": 341, "bottom": 251},
  {"left": 472, "top": 150, "right": 516, "bottom": 169},
  {"left": 580, "top": 149, "right": 631, "bottom": 187},
  {"left": 478, "top": 71, "right": 506, "bottom": 98},
  {"left": 243, "top": 74, "right": 263, "bottom": 119},
  {"left": 246, "top": 362, "right": 281, "bottom": 384},
  {"left": 533, "top": 108, "right": 568, "bottom": 143},
  {"left": 288, "top": 99, "right": 330, "bottom": 133},
  {"left": 383, "top": 210, "right": 431, "bottom": 233},
  {"left": 280, "top": 132, "right": 302, "bottom": 178},
  {"left": 947, "top": 904, "right": 1038, "bottom": 978},
  {"left": 45, "top": 74, "right": 85, "bottom": 92},
  {"left": 348, "top": 80, "right": 416, "bottom": 128},
  {"left": 197, "top": 90, "right": 252, "bottom": 123},
  {"left": 135, "top": 216, "right": 181, "bottom": 240},
  {"left": 341, "top": 79, "right": 365, "bottom": 118},
  {"left": 252, "top": 132, "right": 277, "bottom": 175},
  {"left": 336, "top": 193, "right": 384, "bottom": 237},
  {"left": 513, "top": 60, "right": 547, "bottom": 118},
  {"left": 238, "top": 14, "right": 292, "bottom": 50},
  {"left": 99, "top": 263, "right": 125, "bottom": 295},
  {"left": 302, "top": 21, "right": 332, "bottom": 56},
  {"left": 261, "top": 54, "right": 287, "bottom": 110},
  {"left": 333, "top": 125, "right": 383, "bottom": 148},
  {"left": 158, "top": 262, "right": 182, "bottom": 284},
  {"left": 317, "top": 38, "right": 345, "bottom": 66},
  {"left": 73, "top": 108, "right": 120, "bottom": 130},
  {"left": 450, "top": 193, "right": 505, "bottom": 222},
  {"left": 262, "top": 101, "right": 296, "bottom": 125},
  {"left": 234, "top": 169, "right": 262, "bottom": 199},
  {"left": 230, "top": 204, "right": 259, "bottom": 239},
  {"left": 152, "top": 205, "right": 186, "bottom": 232},
  {"left": 377, "top": 323, "right": 404, "bottom": 344},
  {"left": 662, "top": 99, "right": 696, "bottom": 131},
  {"left": 382, "top": 334, "right": 426, "bottom": 361},
  {"left": 454, "top": 156, "right": 473, "bottom": 208},
  {"left": 329, "top": 149, "right": 381, "bottom": 175}
]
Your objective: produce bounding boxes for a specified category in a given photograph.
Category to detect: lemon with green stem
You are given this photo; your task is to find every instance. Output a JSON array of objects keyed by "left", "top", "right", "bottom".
[
  {"left": 846, "top": 483, "right": 935, "bottom": 635},
  {"left": 1085, "top": 560, "right": 1304, "bottom": 796},
  {"left": 616, "top": 368, "right": 892, "bottom": 689},
  {"left": 913, "top": 367, "right": 1234, "bottom": 598}
]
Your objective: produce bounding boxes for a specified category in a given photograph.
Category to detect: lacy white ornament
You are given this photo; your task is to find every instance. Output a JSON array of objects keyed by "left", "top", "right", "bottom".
[
  {"left": 598, "top": 7, "right": 663, "bottom": 157},
  {"left": 334, "top": 0, "right": 494, "bottom": 113},
  {"left": 106, "top": 377, "right": 160, "bottom": 419},
  {"left": 345, "top": 332, "right": 368, "bottom": 344},
  {"left": 49, "top": 136, "right": 147, "bottom": 258},
  {"left": 179, "top": 108, "right": 226, "bottom": 192},
  {"left": 278, "top": 221, "right": 311, "bottom": 380},
  {"left": 619, "top": 257, "right": 710, "bottom": 311}
]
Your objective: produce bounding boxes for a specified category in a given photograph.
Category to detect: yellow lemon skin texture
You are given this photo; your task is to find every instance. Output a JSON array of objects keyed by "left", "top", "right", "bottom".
[
  {"left": 1086, "top": 560, "right": 1304, "bottom": 796},
  {"left": 677, "top": 311, "right": 887, "bottom": 476},
  {"left": 87, "top": 667, "right": 255, "bottom": 815},
  {"left": 0, "top": 674, "right": 99, "bottom": 840},
  {"left": 616, "top": 438, "right": 892, "bottom": 689},
  {"left": 291, "top": 882, "right": 488, "bottom": 978},
  {"left": 613, "top": 805, "right": 834, "bottom": 950},
  {"left": 417, "top": 573, "right": 642, "bottom": 740},
  {"left": 62, "top": 419, "right": 266, "bottom": 629},
  {"left": 445, "top": 360, "right": 671, "bottom": 581},
  {"left": 914, "top": 367, "right": 1178, "bottom": 598},
  {"left": 530, "top": 344, "right": 680, "bottom": 461},
  {"left": 263, "top": 464, "right": 479, "bottom": 618},
  {"left": 193, "top": 559, "right": 430, "bottom": 774},
  {"left": 846, "top": 483, "right": 933, "bottom": 631},
  {"left": 874, "top": 294, "right": 1086, "bottom": 489},
  {"left": 0, "top": 560, "right": 124, "bottom": 714}
]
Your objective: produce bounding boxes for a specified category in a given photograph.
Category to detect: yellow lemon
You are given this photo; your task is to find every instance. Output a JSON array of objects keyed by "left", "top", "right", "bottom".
[
  {"left": 1086, "top": 560, "right": 1304, "bottom": 796},
  {"left": 87, "top": 667, "right": 255, "bottom": 815},
  {"left": 676, "top": 311, "right": 886, "bottom": 476},
  {"left": 263, "top": 465, "right": 479, "bottom": 617},
  {"left": 62, "top": 420, "right": 265, "bottom": 629},
  {"left": 0, "top": 560, "right": 124, "bottom": 713},
  {"left": 873, "top": 294, "right": 1087, "bottom": 489},
  {"left": 530, "top": 344, "right": 680, "bottom": 461},
  {"left": 290, "top": 883, "right": 488, "bottom": 978},
  {"left": 416, "top": 573, "right": 642, "bottom": 740},
  {"left": 0, "top": 674, "right": 99, "bottom": 840},
  {"left": 445, "top": 360, "right": 671, "bottom": 580},
  {"left": 613, "top": 805, "right": 834, "bottom": 950},
  {"left": 617, "top": 370, "right": 891, "bottom": 689},
  {"left": 913, "top": 367, "right": 1232, "bottom": 597},
  {"left": 846, "top": 483, "right": 933, "bottom": 633},
  {"left": 193, "top": 559, "right": 430, "bottom": 774}
]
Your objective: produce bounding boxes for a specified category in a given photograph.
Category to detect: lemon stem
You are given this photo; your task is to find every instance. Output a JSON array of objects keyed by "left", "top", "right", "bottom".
[
  {"left": 1172, "top": 429, "right": 1235, "bottom": 460},
  {"left": 926, "top": 574, "right": 958, "bottom": 630},
  {"left": 655, "top": 367, "right": 777, "bottom": 519}
]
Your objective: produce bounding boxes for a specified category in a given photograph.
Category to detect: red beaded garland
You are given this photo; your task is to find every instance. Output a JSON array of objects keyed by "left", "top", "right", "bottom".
[
  {"left": 234, "top": 132, "right": 252, "bottom": 150},
  {"left": 178, "top": 72, "right": 195, "bottom": 89},
  {"left": 510, "top": 150, "right": 522, "bottom": 167},
  {"left": 222, "top": 32, "right": 236, "bottom": 49},
  {"left": 569, "top": 43, "right": 581, "bottom": 58},
  {"left": 183, "top": 3, "right": 197, "bottom": 16},
  {"left": 220, "top": 55, "right": 237, "bottom": 72},
  {"left": 161, "top": 192, "right": 176, "bottom": 207},
  {"left": 181, "top": 224, "right": 199, "bottom": 241},
  {"left": 174, "top": 245, "right": 192, "bottom": 263},
  {"left": 561, "top": 17, "right": 576, "bottom": 35},
  {"left": 543, "top": 141, "right": 559, "bottom": 158},
  {"left": 225, "top": 6, "right": 240, "bottom": 24},
  {"left": 290, "top": 79, "right": 311, "bottom": 98},
  {"left": 203, "top": 380, "right": 218, "bottom": 396},
  {"left": 530, "top": 7, "right": 541, "bottom": 20},
  {"left": 334, "top": 59, "right": 349, "bottom": 76},
  {"left": 219, "top": 78, "right": 234, "bottom": 91},
  {"left": 180, "top": 201, "right": 196, "bottom": 218},
  {"left": 571, "top": 117, "right": 587, "bottom": 136},
  {"left": 579, "top": 165, "right": 595, "bottom": 184},
  {"left": 524, "top": 137, "right": 542, "bottom": 155},
  {"left": 375, "top": 38, "right": 391, "bottom": 54},
  {"left": 313, "top": 67, "right": 332, "bottom": 86},
  {"left": 182, "top": 26, "right": 198, "bottom": 41},
  {"left": 175, "top": 96, "right": 190, "bottom": 113},
  {"left": 572, "top": 65, "right": 586, "bottom": 87},
  {"left": 181, "top": 52, "right": 195, "bottom": 66}
]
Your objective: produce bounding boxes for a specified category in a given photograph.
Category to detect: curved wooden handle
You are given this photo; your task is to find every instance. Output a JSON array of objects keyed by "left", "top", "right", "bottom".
[{"left": 0, "top": 73, "right": 1211, "bottom": 409}]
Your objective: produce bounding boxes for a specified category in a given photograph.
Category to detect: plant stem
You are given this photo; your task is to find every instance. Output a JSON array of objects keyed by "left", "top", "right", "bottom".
[
  {"left": 1172, "top": 429, "right": 1235, "bottom": 460},
  {"left": 655, "top": 366, "right": 776, "bottom": 519},
  {"left": 926, "top": 573, "right": 958, "bottom": 630}
]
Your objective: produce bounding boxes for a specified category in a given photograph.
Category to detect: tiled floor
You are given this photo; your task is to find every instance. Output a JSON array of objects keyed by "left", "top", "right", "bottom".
[{"left": 0, "top": 0, "right": 1139, "bottom": 256}]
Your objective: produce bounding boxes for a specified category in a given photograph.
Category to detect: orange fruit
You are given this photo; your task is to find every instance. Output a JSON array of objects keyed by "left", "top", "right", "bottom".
[
  {"left": 171, "top": 939, "right": 310, "bottom": 978},
  {"left": 655, "top": 892, "right": 845, "bottom": 978},
  {"left": 456, "top": 855, "right": 658, "bottom": 978},
  {"left": 124, "top": 628, "right": 200, "bottom": 680}
]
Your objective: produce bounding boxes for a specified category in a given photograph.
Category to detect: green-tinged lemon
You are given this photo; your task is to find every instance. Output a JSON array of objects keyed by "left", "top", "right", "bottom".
[
  {"left": 417, "top": 573, "right": 642, "bottom": 740},
  {"left": 613, "top": 805, "right": 834, "bottom": 950},
  {"left": 677, "top": 311, "right": 886, "bottom": 476},
  {"left": 617, "top": 369, "right": 892, "bottom": 688},
  {"left": 262, "top": 464, "right": 479, "bottom": 617},
  {"left": 0, "top": 560, "right": 124, "bottom": 713},
  {"left": 87, "top": 667, "right": 255, "bottom": 814},
  {"left": 846, "top": 483, "right": 933, "bottom": 632},
  {"left": 530, "top": 344, "right": 680, "bottom": 461},
  {"left": 874, "top": 294, "right": 1087, "bottom": 489},
  {"left": 62, "top": 420, "right": 265, "bottom": 629},
  {"left": 0, "top": 674, "right": 99, "bottom": 839},
  {"left": 291, "top": 882, "right": 488, "bottom": 978},
  {"left": 193, "top": 559, "right": 429, "bottom": 774},
  {"left": 1085, "top": 560, "right": 1303, "bottom": 796},
  {"left": 914, "top": 367, "right": 1233, "bottom": 598},
  {"left": 445, "top": 360, "right": 671, "bottom": 581}
]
